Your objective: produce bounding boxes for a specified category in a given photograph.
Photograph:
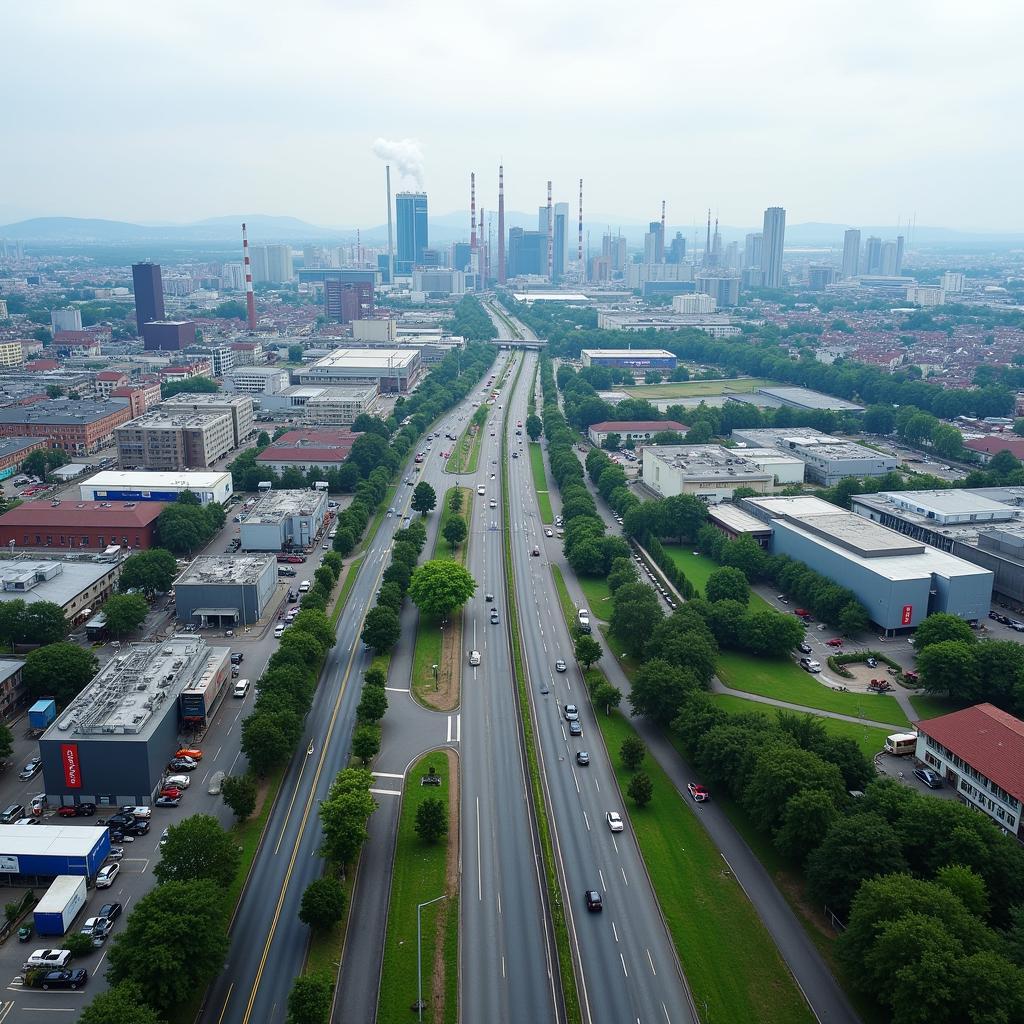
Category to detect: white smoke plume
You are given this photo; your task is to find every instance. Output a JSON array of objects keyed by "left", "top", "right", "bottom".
[{"left": 372, "top": 138, "right": 425, "bottom": 189}]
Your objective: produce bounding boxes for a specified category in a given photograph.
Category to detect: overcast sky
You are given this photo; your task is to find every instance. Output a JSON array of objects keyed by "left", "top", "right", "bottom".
[{"left": 5, "top": 0, "right": 1021, "bottom": 230}]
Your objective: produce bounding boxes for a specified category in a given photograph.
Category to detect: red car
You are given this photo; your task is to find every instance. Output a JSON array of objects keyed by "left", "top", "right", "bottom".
[
  {"left": 826, "top": 638, "right": 844, "bottom": 648},
  {"left": 794, "top": 608, "right": 810, "bottom": 618},
  {"left": 57, "top": 805, "right": 78, "bottom": 817},
  {"left": 159, "top": 787, "right": 182, "bottom": 800},
  {"left": 687, "top": 783, "right": 710, "bottom": 802}
]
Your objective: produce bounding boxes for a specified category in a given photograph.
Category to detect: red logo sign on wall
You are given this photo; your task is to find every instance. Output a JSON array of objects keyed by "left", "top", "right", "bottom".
[
  {"left": 901, "top": 605, "right": 914, "bottom": 626},
  {"left": 61, "top": 744, "right": 82, "bottom": 789}
]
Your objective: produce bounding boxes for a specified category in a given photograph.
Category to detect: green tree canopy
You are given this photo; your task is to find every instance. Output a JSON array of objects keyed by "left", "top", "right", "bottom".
[
  {"left": 118, "top": 548, "right": 178, "bottom": 597},
  {"left": 415, "top": 796, "right": 448, "bottom": 843},
  {"left": 705, "top": 566, "right": 750, "bottom": 605},
  {"left": 80, "top": 981, "right": 165, "bottom": 1024},
  {"left": 408, "top": 560, "right": 476, "bottom": 618},
  {"left": 153, "top": 814, "right": 241, "bottom": 888},
  {"left": 360, "top": 606, "right": 401, "bottom": 653},
  {"left": 629, "top": 658, "right": 701, "bottom": 726},
  {"left": 24, "top": 642, "right": 97, "bottom": 707},
  {"left": 299, "top": 877, "right": 347, "bottom": 932},
  {"left": 914, "top": 612, "right": 976, "bottom": 650},
  {"left": 102, "top": 593, "right": 149, "bottom": 637},
  {"left": 443, "top": 515, "right": 467, "bottom": 551},
  {"left": 221, "top": 774, "right": 258, "bottom": 821},
  {"left": 411, "top": 481, "right": 437, "bottom": 515}
]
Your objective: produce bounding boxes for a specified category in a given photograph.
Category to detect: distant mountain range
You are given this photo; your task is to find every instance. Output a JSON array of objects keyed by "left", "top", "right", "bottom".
[{"left": 2, "top": 215, "right": 1022, "bottom": 249}]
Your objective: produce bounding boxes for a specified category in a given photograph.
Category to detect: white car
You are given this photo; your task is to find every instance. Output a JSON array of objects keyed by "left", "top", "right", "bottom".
[
  {"left": 95, "top": 863, "right": 119, "bottom": 888},
  {"left": 164, "top": 774, "right": 191, "bottom": 790},
  {"left": 468, "top": 650, "right": 481, "bottom": 666},
  {"left": 106, "top": 846, "right": 124, "bottom": 861},
  {"left": 606, "top": 811, "right": 624, "bottom": 833},
  {"left": 274, "top": 624, "right": 285, "bottom": 638}
]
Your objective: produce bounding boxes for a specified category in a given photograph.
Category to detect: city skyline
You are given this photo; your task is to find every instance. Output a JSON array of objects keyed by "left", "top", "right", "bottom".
[{"left": 4, "top": 1, "right": 1022, "bottom": 230}]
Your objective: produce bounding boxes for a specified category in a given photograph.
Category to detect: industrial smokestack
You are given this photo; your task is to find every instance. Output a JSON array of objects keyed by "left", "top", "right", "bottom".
[
  {"left": 386, "top": 164, "right": 394, "bottom": 284},
  {"left": 242, "top": 222, "right": 256, "bottom": 331},
  {"left": 498, "top": 164, "right": 506, "bottom": 285},
  {"left": 546, "top": 180, "right": 553, "bottom": 283},
  {"left": 470, "top": 172, "right": 477, "bottom": 252}
]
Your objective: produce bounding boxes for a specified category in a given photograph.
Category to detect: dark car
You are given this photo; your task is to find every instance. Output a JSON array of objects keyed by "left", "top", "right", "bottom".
[
  {"left": 168, "top": 757, "right": 198, "bottom": 772},
  {"left": 584, "top": 890, "right": 603, "bottom": 912},
  {"left": 798, "top": 642, "right": 812, "bottom": 654},
  {"left": 913, "top": 768, "right": 943, "bottom": 789},
  {"left": 98, "top": 902, "right": 122, "bottom": 923},
  {"left": 155, "top": 795, "right": 180, "bottom": 807},
  {"left": 123, "top": 819, "right": 150, "bottom": 836},
  {"left": 36, "top": 969, "right": 88, "bottom": 990},
  {"left": 230, "top": 652, "right": 243, "bottom": 665},
  {"left": 575, "top": 750, "right": 590, "bottom": 766},
  {"left": 568, "top": 720, "right": 582, "bottom": 737},
  {"left": 277, "top": 567, "right": 296, "bottom": 577},
  {"left": 106, "top": 813, "right": 134, "bottom": 828}
]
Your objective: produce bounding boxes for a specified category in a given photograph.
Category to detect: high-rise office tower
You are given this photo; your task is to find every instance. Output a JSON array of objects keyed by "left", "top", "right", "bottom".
[
  {"left": 644, "top": 230, "right": 658, "bottom": 265},
  {"left": 879, "top": 241, "right": 898, "bottom": 277},
  {"left": 647, "top": 221, "right": 664, "bottom": 265},
  {"left": 842, "top": 229, "right": 861, "bottom": 278},
  {"left": 250, "top": 245, "right": 269, "bottom": 283},
  {"left": 895, "top": 235, "right": 905, "bottom": 276},
  {"left": 724, "top": 241, "right": 739, "bottom": 270},
  {"left": 396, "top": 192, "right": 429, "bottom": 272},
  {"left": 266, "top": 245, "right": 293, "bottom": 283},
  {"left": 553, "top": 202, "right": 569, "bottom": 282},
  {"left": 667, "top": 232, "right": 686, "bottom": 264},
  {"left": 744, "top": 232, "right": 763, "bottom": 269},
  {"left": 131, "top": 262, "right": 165, "bottom": 335},
  {"left": 761, "top": 207, "right": 786, "bottom": 288},
  {"left": 864, "top": 236, "right": 882, "bottom": 275}
]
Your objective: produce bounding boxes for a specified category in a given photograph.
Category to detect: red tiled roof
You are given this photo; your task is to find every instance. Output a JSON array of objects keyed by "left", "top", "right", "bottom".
[
  {"left": 256, "top": 429, "right": 355, "bottom": 464},
  {"left": 964, "top": 436, "right": 1024, "bottom": 459},
  {"left": 97, "top": 371, "right": 126, "bottom": 381},
  {"left": 24, "top": 360, "right": 59, "bottom": 371},
  {"left": 0, "top": 499, "right": 166, "bottom": 528},
  {"left": 590, "top": 420, "right": 687, "bottom": 433},
  {"left": 917, "top": 702, "right": 1024, "bottom": 802}
]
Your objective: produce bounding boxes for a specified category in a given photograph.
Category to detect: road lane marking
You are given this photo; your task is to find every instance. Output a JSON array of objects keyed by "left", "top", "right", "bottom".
[
  {"left": 456, "top": 713, "right": 461, "bottom": 742},
  {"left": 476, "top": 797, "right": 482, "bottom": 901},
  {"left": 570, "top": 765, "right": 580, "bottom": 793},
  {"left": 647, "top": 948, "right": 657, "bottom": 975},
  {"left": 372, "top": 771, "right": 404, "bottom": 779},
  {"left": 384, "top": 686, "right": 410, "bottom": 692},
  {"left": 611, "top": 836, "right": 618, "bottom": 854},
  {"left": 612, "top": 921, "right": 619, "bottom": 942},
  {"left": 594, "top": 777, "right": 600, "bottom": 792},
  {"left": 369, "top": 788, "right": 402, "bottom": 796},
  {"left": 621, "top": 866, "right": 629, "bottom": 886},
  {"left": 620, "top": 953, "right": 629, "bottom": 977},
  {"left": 599, "top": 868, "right": 606, "bottom": 889},
  {"left": 663, "top": 1002, "right": 671, "bottom": 1022}
]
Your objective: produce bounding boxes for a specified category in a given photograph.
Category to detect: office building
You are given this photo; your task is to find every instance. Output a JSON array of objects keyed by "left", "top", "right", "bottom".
[
  {"left": 595, "top": 311, "right": 740, "bottom": 337},
  {"left": 0, "top": 342, "right": 22, "bottom": 368},
  {"left": 580, "top": 348, "right": 677, "bottom": 371},
  {"left": 808, "top": 266, "right": 838, "bottom": 290},
  {"left": 732, "top": 426, "right": 891, "bottom": 485},
  {"left": 761, "top": 207, "right": 786, "bottom": 288},
  {"left": 742, "top": 495, "right": 993, "bottom": 630},
  {"left": 0, "top": 437, "right": 49, "bottom": 479},
  {"left": 174, "top": 554, "right": 278, "bottom": 628},
  {"left": 743, "top": 232, "right": 763, "bottom": 270},
  {"left": 412, "top": 269, "right": 467, "bottom": 296},
  {"left": 142, "top": 320, "right": 195, "bottom": 351},
  {"left": 915, "top": 704, "right": 1024, "bottom": 838},
  {"left": 880, "top": 240, "right": 899, "bottom": 276},
  {"left": 254, "top": 429, "right": 356, "bottom": 475},
  {"left": 906, "top": 285, "right": 946, "bottom": 307},
  {"left": 258, "top": 385, "right": 377, "bottom": 425},
  {"left": 644, "top": 229, "right": 659, "bottom": 266},
  {"left": 553, "top": 202, "right": 569, "bottom": 282},
  {"left": 298, "top": 348, "right": 420, "bottom": 393},
  {"left": 81, "top": 470, "right": 233, "bottom": 506},
  {"left": 587, "top": 420, "right": 687, "bottom": 446},
  {"left": 324, "top": 280, "right": 374, "bottom": 323},
  {"left": 160, "top": 393, "right": 255, "bottom": 449},
  {"left": 38, "top": 637, "right": 231, "bottom": 805},
  {"left": 230, "top": 340, "right": 263, "bottom": 366},
  {"left": 50, "top": 308, "right": 82, "bottom": 333},
  {"left": 0, "top": 558, "right": 122, "bottom": 623},
  {"left": 266, "top": 244, "right": 293, "bottom": 283},
  {"left": 115, "top": 409, "right": 234, "bottom": 470},
  {"left": 673, "top": 293, "right": 717, "bottom": 314},
  {"left": 508, "top": 228, "right": 544, "bottom": 277},
  {"left": 666, "top": 232, "right": 686, "bottom": 264},
  {"left": 642, "top": 445, "right": 775, "bottom": 502},
  {"left": 697, "top": 275, "right": 740, "bottom": 307},
  {"left": 0, "top": 499, "right": 164, "bottom": 551},
  {"left": 625, "top": 263, "right": 694, "bottom": 288},
  {"left": 452, "top": 242, "right": 471, "bottom": 273},
  {"left": 250, "top": 245, "right": 269, "bottom": 283},
  {"left": 842, "top": 229, "right": 861, "bottom": 277},
  {"left": 396, "top": 192, "right": 428, "bottom": 272},
  {"left": 239, "top": 488, "right": 330, "bottom": 551},
  {"left": 0, "top": 400, "right": 133, "bottom": 454},
  {"left": 864, "top": 236, "right": 883, "bottom": 275},
  {"left": 942, "top": 272, "right": 966, "bottom": 293},
  {"left": 131, "top": 263, "right": 165, "bottom": 336},
  {"left": 189, "top": 343, "right": 234, "bottom": 377},
  {"left": 224, "top": 367, "right": 291, "bottom": 396}
]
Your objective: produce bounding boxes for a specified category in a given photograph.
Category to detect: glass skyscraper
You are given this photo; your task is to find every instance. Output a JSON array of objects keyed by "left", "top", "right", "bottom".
[
  {"left": 761, "top": 206, "right": 786, "bottom": 289},
  {"left": 396, "top": 192, "right": 428, "bottom": 273}
]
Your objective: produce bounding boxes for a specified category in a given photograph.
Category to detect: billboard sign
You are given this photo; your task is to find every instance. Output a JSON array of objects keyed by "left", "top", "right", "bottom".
[
  {"left": 61, "top": 744, "right": 82, "bottom": 789},
  {"left": 901, "top": 604, "right": 913, "bottom": 626}
]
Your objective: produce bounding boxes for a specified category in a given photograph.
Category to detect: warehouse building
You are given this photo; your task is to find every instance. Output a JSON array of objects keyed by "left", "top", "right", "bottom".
[
  {"left": 258, "top": 384, "right": 377, "bottom": 425},
  {"left": 174, "top": 553, "right": 278, "bottom": 627},
  {"left": 0, "top": 437, "right": 50, "bottom": 480},
  {"left": 594, "top": 312, "right": 741, "bottom": 337},
  {"left": 741, "top": 495, "right": 993, "bottom": 631},
  {"left": 115, "top": 409, "right": 234, "bottom": 470},
  {"left": 224, "top": 366, "right": 291, "bottom": 395},
  {"left": 0, "top": 400, "right": 134, "bottom": 454},
  {"left": 298, "top": 348, "right": 420, "bottom": 394},
  {"left": 706, "top": 505, "right": 774, "bottom": 546},
  {"left": 0, "top": 499, "right": 164, "bottom": 551},
  {"left": 160, "top": 392, "right": 255, "bottom": 448},
  {"left": 0, "top": 558, "right": 122, "bottom": 624},
  {"left": 587, "top": 420, "right": 687, "bottom": 446},
  {"left": 0, "top": 826, "right": 109, "bottom": 882},
  {"left": 240, "top": 488, "right": 329, "bottom": 551},
  {"left": 731, "top": 427, "right": 897, "bottom": 485},
  {"left": 255, "top": 429, "right": 356, "bottom": 475},
  {"left": 81, "top": 470, "right": 233, "bottom": 506},
  {"left": 728, "top": 386, "right": 864, "bottom": 414},
  {"left": 642, "top": 445, "right": 775, "bottom": 503},
  {"left": 740, "top": 448, "right": 806, "bottom": 485},
  {"left": 38, "top": 637, "right": 231, "bottom": 807},
  {"left": 580, "top": 348, "right": 677, "bottom": 371}
]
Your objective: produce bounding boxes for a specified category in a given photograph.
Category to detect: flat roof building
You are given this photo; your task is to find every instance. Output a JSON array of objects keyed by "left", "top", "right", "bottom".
[
  {"left": 728, "top": 386, "right": 864, "bottom": 413},
  {"left": 0, "top": 558, "right": 121, "bottom": 624},
  {"left": 258, "top": 384, "right": 377, "bottom": 426},
  {"left": 594, "top": 312, "right": 741, "bottom": 337},
  {"left": 0, "top": 436, "right": 50, "bottom": 480},
  {"left": 142, "top": 320, "right": 195, "bottom": 351},
  {"left": 0, "top": 825, "right": 109, "bottom": 879},
  {"left": 298, "top": 348, "right": 420, "bottom": 394},
  {"left": 174, "top": 554, "right": 278, "bottom": 627},
  {"left": 38, "top": 637, "right": 230, "bottom": 806},
  {"left": 160, "top": 392, "right": 255, "bottom": 449},
  {"left": 738, "top": 448, "right": 806, "bottom": 485},
  {"left": 0, "top": 500, "right": 164, "bottom": 552},
  {"left": 255, "top": 429, "right": 356, "bottom": 475},
  {"left": 580, "top": 348, "right": 677, "bottom": 371},
  {"left": 80, "top": 470, "right": 233, "bottom": 506},
  {"left": 0, "top": 400, "right": 134, "bottom": 455},
  {"left": 224, "top": 367, "right": 291, "bottom": 396},
  {"left": 642, "top": 445, "right": 775, "bottom": 503},
  {"left": 240, "top": 488, "right": 329, "bottom": 551},
  {"left": 732, "top": 427, "right": 897, "bottom": 485},
  {"left": 741, "top": 495, "right": 993, "bottom": 630},
  {"left": 587, "top": 420, "right": 687, "bottom": 446},
  {"left": 115, "top": 409, "right": 234, "bottom": 471},
  {"left": 706, "top": 504, "right": 774, "bottom": 546}
]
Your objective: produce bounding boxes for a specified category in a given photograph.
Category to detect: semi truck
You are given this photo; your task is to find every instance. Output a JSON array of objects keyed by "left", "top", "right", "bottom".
[{"left": 33, "top": 876, "right": 87, "bottom": 937}]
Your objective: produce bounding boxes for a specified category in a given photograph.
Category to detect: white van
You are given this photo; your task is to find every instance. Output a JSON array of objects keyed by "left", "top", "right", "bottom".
[
  {"left": 298, "top": 580, "right": 310, "bottom": 593},
  {"left": 234, "top": 679, "right": 250, "bottom": 698},
  {"left": 577, "top": 609, "right": 591, "bottom": 634},
  {"left": 24, "top": 949, "right": 72, "bottom": 971},
  {"left": 884, "top": 733, "right": 918, "bottom": 756},
  {"left": 477, "top": 485, "right": 485, "bottom": 496}
]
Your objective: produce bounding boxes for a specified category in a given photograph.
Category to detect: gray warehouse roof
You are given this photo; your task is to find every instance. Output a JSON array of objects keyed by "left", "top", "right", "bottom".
[
  {"left": 644, "top": 445, "right": 773, "bottom": 480},
  {"left": 245, "top": 489, "right": 324, "bottom": 524},
  {"left": 0, "top": 559, "right": 117, "bottom": 610},
  {"left": 756, "top": 386, "right": 864, "bottom": 412},
  {"left": 175, "top": 554, "right": 277, "bottom": 586}
]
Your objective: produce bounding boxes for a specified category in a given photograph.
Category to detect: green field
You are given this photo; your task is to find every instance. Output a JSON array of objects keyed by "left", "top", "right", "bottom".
[
  {"left": 661, "top": 545, "right": 772, "bottom": 611},
  {"left": 446, "top": 406, "right": 489, "bottom": 474},
  {"left": 909, "top": 694, "right": 968, "bottom": 722},
  {"left": 622, "top": 377, "right": 776, "bottom": 400},
  {"left": 377, "top": 754, "right": 457, "bottom": 1024},
  {"left": 528, "top": 441, "right": 554, "bottom": 523},
  {"left": 716, "top": 651, "right": 909, "bottom": 726},
  {"left": 578, "top": 576, "right": 614, "bottom": 620},
  {"left": 596, "top": 710, "right": 814, "bottom": 1024}
]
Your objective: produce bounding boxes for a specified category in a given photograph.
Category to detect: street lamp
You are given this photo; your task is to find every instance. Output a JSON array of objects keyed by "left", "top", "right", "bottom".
[
  {"left": 431, "top": 664, "right": 438, "bottom": 690},
  {"left": 416, "top": 893, "right": 447, "bottom": 1021}
]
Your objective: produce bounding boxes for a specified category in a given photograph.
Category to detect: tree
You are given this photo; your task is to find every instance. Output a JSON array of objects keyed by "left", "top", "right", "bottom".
[
  {"left": 620, "top": 735, "right": 646, "bottom": 771},
  {"left": 257, "top": 430, "right": 271, "bottom": 448},
  {"left": 443, "top": 515, "right": 467, "bottom": 551},
  {"left": 118, "top": 549, "right": 178, "bottom": 597},
  {"left": 408, "top": 560, "right": 476, "bottom": 618},
  {"left": 837, "top": 601, "right": 869, "bottom": 636},
  {"left": 106, "top": 880, "right": 228, "bottom": 1012},
  {"left": 102, "top": 593, "right": 149, "bottom": 637},
  {"left": 160, "top": 376, "right": 220, "bottom": 399},
  {"left": 241, "top": 709, "right": 300, "bottom": 776},
  {"left": 287, "top": 971, "right": 334, "bottom": 1024},
  {"left": 153, "top": 814, "right": 241, "bottom": 888},
  {"left": 772, "top": 788, "right": 839, "bottom": 862},
  {"left": 411, "top": 481, "right": 437, "bottom": 516},
  {"left": 916, "top": 640, "right": 979, "bottom": 698},
  {"left": 415, "top": 796, "right": 448, "bottom": 843},
  {"left": 705, "top": 566, "right": 750, "bottom": 605},
  {"left": 351, "top": 724, "right": 380, "bottom": 764},
  {"left": 361, "top": 606, "right": 401, "bottom": 653},
  {"left": 299, "top": 877, "right": 347, "bottom": 931},
  {"left": 574, "top": 634, "right": 602, "bottom": 669},
  {"left": 356, "top": 685, "right": 388, "bottom": 724},
  {"left": 609, "top": 583, "right": 662, "bottom": 659},
  {"left": 288, "top": 344, "right": 304, "bottom": 363},
  {"left": 22, "top": 448, "right": 70, "bottom": 481},
  {"left": 80, "top": 982, "right": 165, "bottom": 1024},
  {"left": 18, "top": 601, "right": 69, "bottom": 647},
  {"left": 319, "top": 784, "right": 376, "bottom": 865},
  {"left": 735, "top": 609, "right": 806, "bottom": 658},
  {"left": 24, "top": 642, "right": 97, "bottom": 707},
  {"left": 221, "top": 774, "right": 258, "bottom": 821},
  {"left": 526, "top": 414, "right": 543, "bottom": 441},
  {"left": 290, "top": 609, "right": 336, "bottom": 651},
  {"left": 629, "top": 659, "right": 701, "bottom": 726},
  {"left": 914, "top": 612, "right": 976, "bottom": 651},
  {"left": 628, "top": 772, "right": 653, "bottom": 807},
  {"left": 601, "top": 432, "right": 622, "bottom": 451},
  {"left": 593, "top": 681, "right": 622, "bottom": 714}
]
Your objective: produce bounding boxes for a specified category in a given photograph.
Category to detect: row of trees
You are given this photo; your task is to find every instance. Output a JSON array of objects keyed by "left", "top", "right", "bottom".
[
  {"left": 359, "top": 519, "right": 427, "bottom": 654},
  {"left": 156, "top": 491, "right": 225, "bottom": 555},
  {"left": 445, "top": 294, "right": 497, "bottom": 341}
]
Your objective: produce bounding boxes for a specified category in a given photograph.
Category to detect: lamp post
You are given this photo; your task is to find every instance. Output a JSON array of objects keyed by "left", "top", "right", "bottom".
[
  {"left": 431, "top": 663, "right": 438, "bottom": 691},
  {"left": 416, "top": 893, "right": 447, "bottom": 1021}
]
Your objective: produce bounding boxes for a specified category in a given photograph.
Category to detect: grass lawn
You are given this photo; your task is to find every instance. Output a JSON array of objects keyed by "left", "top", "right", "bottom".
[
  {"left": 377, "top": 753, "right": 455, "bottom": 1024},
  {"left": 528, "top": 441, "right": 554, "bottom": 523},
  {"left": 908, "top": 693, "right": 969, "bottom": 722},
  {"left": 329, "top": 554, "right": 364, "bottom": 627},
  {"left": 621, "top": 377, "right": 776, "bottom": 400},
  {"left": 661, "top": 545, "right": 773, "bottom": 610},
  {"left": 716, "top": 651, "right": 909, "bottom": 727},
  {"left": 411, "top": 615, "right": 445, "bottom": 702},
  {"left": 709, "top": 693, "right": 892, "bottom": 759},
  {"left": 446, "top": 407, "right": 489, "bottom": 474},
  {"left": 598, "top": 710, "right": 814, "bottom": 1024},
  {"left": 577, "top": 576, "right": 614, "bottom": 620}
]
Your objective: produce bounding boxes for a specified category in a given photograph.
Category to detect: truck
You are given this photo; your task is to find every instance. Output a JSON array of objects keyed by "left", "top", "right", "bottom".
[
  {"left": 257, "top": 481, "right": 273, "bottom": 494},
  {"left": 884, "top": 733, "right": 918, "bottom": 756},
  {"left": 33, "top": 876, "right": 87, "bottom": 937},
  {"left": 28, "top": 700, "right": 56, "bottom": 732}
]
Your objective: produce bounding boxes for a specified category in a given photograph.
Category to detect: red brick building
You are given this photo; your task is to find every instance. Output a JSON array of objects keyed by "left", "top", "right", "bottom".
[
  {"left": 0, "top": 400, "right": 135, "bottom": 454},
  {"left": 0, "top": 499, "right": 165, "bottom": 551},
  {"left": 255, "top": 429, "right": 356, "bottom": 474}
]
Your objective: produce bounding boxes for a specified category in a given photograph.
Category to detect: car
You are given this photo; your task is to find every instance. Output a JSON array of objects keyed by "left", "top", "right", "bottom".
[
  {"left": 531, "top": 546, "right": 540, "bottom": 556},
  {"left": 606, "top": 811, "right": 624, "bottom": 833},
  {"left": 798, "top": 642, "right": 813, "bottom": 654},
  {"left": 914, "top": 768, "right": 943, "bottom": 789},
  {"left": 106, "top": 813, "right": 134, "bottom": 827},
  {"left": 277, "top": 566, "right": 297, "bottom": 577},
  {"left": 512, "top": 451, "right": 519, "bottom": 458},
  {"left": 489, "top": 499, "right": 497, "bottom": 508},
  {"left": 826, "top": 638, "right": 844, "bottom": 647},
  {"left": 80, "top": 917, "right": 112, "bottom": 945},
  {"left": 57, "top": 805, "right": 79, "bottom": 817},
  {"left": 866, "top": 656, "right": 877, "bottom": 668},
  {"left": 174, "top": 748, "right": 202, "bottom": 761},
  {"left": 274, "top": 624, "right": 286, "bottom": 638},
  {"left": 545, "top": 528, "right": 553, "bottom": 537},
  {"left": 12, "top": 818, "right": 38, "bottom": 826},
  {"left": 234, "top": 679, "right": 250, "bottom": 697},
  {"left": 155, "top": 795, "right": 180, "bottom": 807},
  {"left": 159, "top": 786, "right": 182, "bottom": 800},
  {"left": 168, "top": 757, "right": 198, "bottom": 772},
  {"left": 34, "top": 969, "right": 89, "bottom": 991},
  {"left": 106, "top": 847, "right": 124, "bottom": 861},
  {"left": 687, "top": 783, "right": 710, "bottom": 802},
  {"left": 108, "top": 831, "right": 133, "bottom": 844},
  {"left": 165, "top": 774, "right": 190, "bottom": 790},
  {"left": 575, "top": 750, "right": 590, "bottom": 766},
  {"left": 555, "top": 659, "right": 567, "bottom": 672},
  {"left": 123, "top": 819, "right": 150, "bottom": 836},
  {"left": 121, "top": 805, "right": 151, "bottom": 819},
  {"left": 468, "top": 650, "right": 481, "bottom": 666},
  {"left": 563, "top": 704, "right": 579, "bottom": 721},
  {"left": 489, "top": 609, "right": 499, "bottom": 624},
  {"left": 230, "top": 653, "right": 244, "bottom": 665},
  {"left": 98, "top": 902, "right": 122, "bottom": 923},
  {"left": 584, "top": 890, "right": 603, "bottom": 912},
  {"left": 19, "top": 758, "right": 42, "bottom": 781},
  {"left": 286, "top": 554, "right": 305, "bottom": 564},
  {"left": 776, "top": 595, "right": 789, "bottom": 604},
  {"left": 568, "top": 720, "right": 582, "bottom": 736},
  {"left": 485, "top": 593, "right": 494, "bottom": 602},
  {"left": 95, "top": 864, "right": 119, "bottom": 888},
  {"left": 794, "top": 608, "right": 810, "bottom": 618}
]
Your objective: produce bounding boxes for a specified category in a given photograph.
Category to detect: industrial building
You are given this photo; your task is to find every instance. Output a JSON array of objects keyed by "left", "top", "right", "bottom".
[
  {"left": 641, "top": 445, "right": 775, "bottom": 502},
  {"left": 255, "top": 429, "right": 356, "bottom": 474},
  {"left": 594, "top": 312, "right": 741, "bottom": 337},
  {"left": 0, "top": 499, "right": 164, "bottom": 551},
  {"left": 115, "top": 408, "right": 234, "bottom": 470},
  {"left": 0, "top": 826, "right": 109, "bottom": 882},
  {"left": 741, "top": 495, "right": 993, "bottom": 630},
  {"left": 0, "top": 558, "right": 122, "bottom": 623},
  {"left": 81, "top": 470, "right": 233, "bottom": 506},
  {"left": 224, "top": 367, "right": 291, "bottom": 395},
  {"left": 240, "top": 488, "right": 330, "bottom": 551},
  {"left": 174, "top": 554, "right": 278, "bottom": 628},
  {"left": 298, "top": 348, "right": 420, "bottom": 394},
  {"left": 587, "top": 420, "right": 687, "bottom": 446},
  {"left": 160, "top": 392, "right": 255, "bottom": 448},
  {"left": 0, "top": 400, "right": 134, "bottom": 455},
  {"left": 731, "top": 427, "right": 897, "bottom": 485},
  {"left": 258, "top": 385, "right": 377, "bottom": 425},
  {"left": 706, "top": 505, "right": 774, "bottom": 546},
  {"left": 915, "top": 703, "right": 1024, "bottom": 839},
  {"left": 580, "top": 348, "right": 677, "bottom": 371},
  {"left": 728, "top": 386, "right": 864, "bottom": 414},
  {"left": 38, "top": 637, "right": 231, "bottom": 806},
  {"left": 142, "top": 320, "right": 196, "bottom": 351},
  {"left": 0, "top": 436, "right": 49, "bottom": 480}
]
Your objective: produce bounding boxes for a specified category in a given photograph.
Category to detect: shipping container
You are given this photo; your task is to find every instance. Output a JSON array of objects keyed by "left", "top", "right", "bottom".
[
  {"left": 33, "top": 876, "right": 87, "bottom": 936},
  {"left": 28, "top": 700, "right": 56, "bottom": 732}
]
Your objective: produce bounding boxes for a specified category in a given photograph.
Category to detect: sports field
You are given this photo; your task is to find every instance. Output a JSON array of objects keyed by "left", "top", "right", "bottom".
[{"left": 622, "top": 377, "right": 776, "bottom": 400}]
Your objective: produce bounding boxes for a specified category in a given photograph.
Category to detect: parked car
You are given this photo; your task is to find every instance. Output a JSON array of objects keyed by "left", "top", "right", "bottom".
[
  {"left": 174, "top": 748, "right": 202, "bottom": 761},
  {"left": 106, "top": 847, "right": 124, "bottom": 861},
  {"left": 155, "top": 795, "right": 180, "bottom": 807},
  {"left": 159, "top": 786, "right": 182, "bottom": 800},
  {"left": 687, "top": 783, "right": 710, "bottom": 802},
  {"left": 32, "top": 969, "right": 88, "bottom": 990},
  {"left": 798, "top": 642, "right": 813, "bottom": 654},
  {"left": 913, "top": 768, "right": 943, "bottom": 789},
  {"left": 168, "top": 757, "right": 198, "bottom": 772},
  {"left": 80, "top": 917, "right": 112, "bottom": 946},
  {"left": 164, "top": 774, "right": 190, "bottom": 790},
  {"left": 19, "top": 759, "right": 42, "bottom": 781},
  {"left": 826, "top": 638, "right": 844, "bottom": 648},
  {"left": 95, "top": 864, "right": 119, "bottom": 888},
  {"left": 98, "top": 902, "right": 122, "bottom": 923}
]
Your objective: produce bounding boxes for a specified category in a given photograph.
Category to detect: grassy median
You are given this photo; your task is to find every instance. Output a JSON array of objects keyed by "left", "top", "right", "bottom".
[
  {"left": 446, "top": 405, "right": 489, "bottom": 474},
  {"left": 528, "top": 441, "right": 554, "bottom": 523}
]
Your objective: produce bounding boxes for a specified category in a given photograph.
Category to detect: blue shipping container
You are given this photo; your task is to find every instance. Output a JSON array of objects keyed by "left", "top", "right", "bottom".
[{"left": 28, "top": 700, "right": 56, "bottom": 731}]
